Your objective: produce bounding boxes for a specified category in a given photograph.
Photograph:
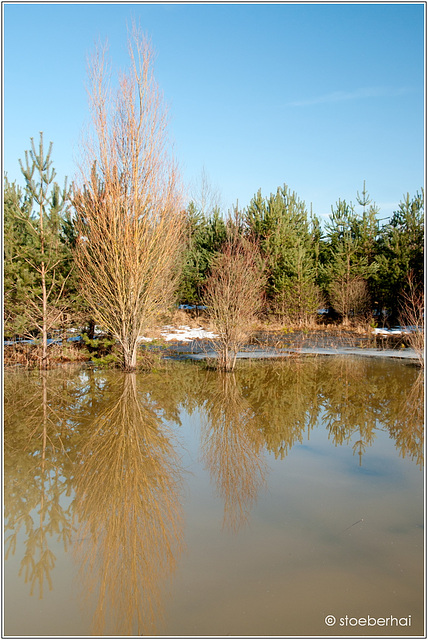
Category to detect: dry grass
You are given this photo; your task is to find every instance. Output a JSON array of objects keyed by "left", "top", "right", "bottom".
[
  {"left": 167, "top": 308, "right": 210, "bottom": 329},
  {"left": 47, "top": 343, "right": 89, "bottom": 363},
  {"left": 252, "top": 314, "right": 373, "bottom": 337},
  {"left": 4, "top": 342, "right": 89, "bottom": 368},
  {"left": 4, "top": 344, "right": 40, "bottom": 367}
]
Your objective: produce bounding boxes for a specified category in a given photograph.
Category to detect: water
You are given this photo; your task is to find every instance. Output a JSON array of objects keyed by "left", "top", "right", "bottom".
[{"left": 4, "top": 357, "right": 424, "bottom": 636}]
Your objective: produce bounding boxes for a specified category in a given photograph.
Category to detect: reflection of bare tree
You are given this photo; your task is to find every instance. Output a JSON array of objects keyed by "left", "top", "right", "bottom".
[
  {"left": 389, "top": 370, "right": 424, "bottom": 468},
  {"left": 73, "top": 373, "right": 183, "bottom": 636},
  {"left": 201, "top": 373, "right": 267, "bottom": 531},
  {"left": 4, "top": 370, "right": 75, "bottom": 598}
]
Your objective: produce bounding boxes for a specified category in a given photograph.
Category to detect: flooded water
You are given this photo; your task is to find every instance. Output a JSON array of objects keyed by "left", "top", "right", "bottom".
[{"left": 4, "top": 357, "right": 424, "bottom": 637}]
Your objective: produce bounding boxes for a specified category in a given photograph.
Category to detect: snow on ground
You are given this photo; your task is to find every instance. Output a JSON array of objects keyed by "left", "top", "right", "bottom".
[
  {"left": 372, "top": 326, "right": 418, "bottom": 336},
  {"left": 139, "top": 325, "right": 218, "bottom": 343},
  {"left": 161, "top": 325, "right": 218, "bottom": 341}
]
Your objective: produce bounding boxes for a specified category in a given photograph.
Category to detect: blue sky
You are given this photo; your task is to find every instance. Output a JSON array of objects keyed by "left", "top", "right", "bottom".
[{"left": 3, "top": 2, "right": 425, "bottom": 222}]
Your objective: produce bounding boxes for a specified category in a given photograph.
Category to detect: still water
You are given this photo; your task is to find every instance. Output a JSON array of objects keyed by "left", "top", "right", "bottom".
[{"left": 4, "top": 357, "right": 424, "bottom": 637}]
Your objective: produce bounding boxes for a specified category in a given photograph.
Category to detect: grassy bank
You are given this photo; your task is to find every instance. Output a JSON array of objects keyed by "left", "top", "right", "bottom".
[{"left": 4, "top": 308, "right": 422, "bottom": 369}]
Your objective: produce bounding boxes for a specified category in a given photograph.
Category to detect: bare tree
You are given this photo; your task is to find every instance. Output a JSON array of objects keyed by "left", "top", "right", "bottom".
[
  {"left": 190, "top": 166, "right": 222, "bottom": 216},
  {"left": 203, "top": 234, "right": 266, "bottom": 371},
  {"left": 399, "top": 273, "right": 424, "bottom": 367},
  {"left": 328, "top": 276, "right": 371, "bottom": 325},
  {"left": 201, "top": 373, "right": 267, "bottom": 531},
  {"left": 73, "top": 26, "right": 184, "bottom": 370}
]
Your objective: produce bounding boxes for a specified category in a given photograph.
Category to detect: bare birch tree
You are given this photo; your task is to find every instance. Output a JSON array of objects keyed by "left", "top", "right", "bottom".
[{"left": 73, "top": 26, "right": 184, "bottom": 370}]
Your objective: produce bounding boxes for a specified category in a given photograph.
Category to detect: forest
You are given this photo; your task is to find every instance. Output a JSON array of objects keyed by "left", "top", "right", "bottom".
[
  {"left": 4, "top": 155, "right": 424, "bottom": 348},
  {"left": 3, "top": 31, "right": 424, "bottom": 371}
]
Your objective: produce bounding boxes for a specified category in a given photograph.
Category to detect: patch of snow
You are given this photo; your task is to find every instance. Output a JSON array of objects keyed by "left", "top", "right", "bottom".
[
  {"left": 137, "top": 325, "right": 218, "bottom": 344},
  {"left": 373, "top": 326, "right": 413, "bottom": 336},
  {"left": 160, "top": 325, "right": 218, "bottom": 342}
]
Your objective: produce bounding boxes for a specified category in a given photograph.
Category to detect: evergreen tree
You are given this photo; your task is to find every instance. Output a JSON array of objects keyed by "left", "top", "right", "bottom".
[
  {"left": 246, "top": 184, "right": 321, "bottom": 324},
  {"left": 321, "top": 198, "right": 378, "bottom": 323},
  {"left": 177, "top": 203, "right": 210, "bottom": 304},
  {"left": 177, "top": 203, "right": 227, "bottom": 305},
  {"left": 375, "top": 191, "right": 424, "bottom": 320},
  {"left": 355, "top": 181, "right": 380, "bottom": 265},
  {"left": 6, "top": 133, "right": 72, "bottom": 366},
  {"left": 4, "top": 177, "right": 36, "bottom": 337}
]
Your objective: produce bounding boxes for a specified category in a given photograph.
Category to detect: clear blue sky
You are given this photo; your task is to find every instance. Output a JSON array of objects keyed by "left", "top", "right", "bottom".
[{"left": 3, "top": 2, "right": 425, "bottom": 222}]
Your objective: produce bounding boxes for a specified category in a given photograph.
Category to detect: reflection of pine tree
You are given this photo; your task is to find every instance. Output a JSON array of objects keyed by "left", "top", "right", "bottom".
[
  {"left": 4, "top": 358, "right": 423, "bottom": 633},
  {"left": 73, "top": 373, "right": 184, "bottom": 636},
  {"left": 320, "top": 358, "right": 379, "bottom": 464},
  {"left": 201, "top": 372, "right": 267, "bottom": 531},
  {"left": 4, "top": 370, "right": 76, "bottom": 598},
  {"left": 242, "top": 360, "right": 321, "bottom": 459},
  {"left": 320, "top": 358, "right": 424, "bottom": 468}
]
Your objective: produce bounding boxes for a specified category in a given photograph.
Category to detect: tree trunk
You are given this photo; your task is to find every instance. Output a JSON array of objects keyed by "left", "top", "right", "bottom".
[
  {"left": 122, "top": 339, "right": 138, "bottom": 371},
  {"left": 41, "top": 263, "right": 48, "bottom": 369}
]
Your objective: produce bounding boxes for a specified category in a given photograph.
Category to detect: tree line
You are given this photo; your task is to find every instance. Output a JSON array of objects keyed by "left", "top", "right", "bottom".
[
  {"left": 178, "top": 181, "right": 423, "bottom": 321},
  {"left": 4, "top": 162, "right": 423, "bottom": 343},
  {"left": 3, "top": 28, "right": 424, "bottom": 370}
]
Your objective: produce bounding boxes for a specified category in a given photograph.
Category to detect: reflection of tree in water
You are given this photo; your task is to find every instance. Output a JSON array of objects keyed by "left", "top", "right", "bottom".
[
  {"left": 199, "top": 360, "right": 323, "bottom": 530},
  {"left": 320, "top": 358, "right": 380, "bottom": 465},
  {"left": 4, "top": 357, "right": 423, "bottom": 634},
  {"left": 73, "top": 372, "right": 184, "bottom": 636},
  {"left": 388, "top": 369, "right": 424, "bottom": 468},
  {"left": 4, "top": 369, "right": 77, "bottom": 598},
  {"left": 320, "top": 358, "right": 424, "bottom": 467},
  {"left": 198, "top": 357, "right": 424, "bottom": 532},
  {"left": 241, "top": 360, "right": 322, "bottom": 459},
  {"left": 201, "top": 372, "right": 267, "bottom": 531}
]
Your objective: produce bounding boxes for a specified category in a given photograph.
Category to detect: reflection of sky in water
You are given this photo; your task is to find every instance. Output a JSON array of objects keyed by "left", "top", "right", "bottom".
[{"left": 4, "top": 360, "right": 424, "bottom": 637}]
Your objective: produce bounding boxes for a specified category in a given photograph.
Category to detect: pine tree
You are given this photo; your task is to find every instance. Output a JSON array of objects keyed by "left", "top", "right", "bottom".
[
  {"left": 322, "top": 198, "right": 378, "bottom": 323},
  {"left": 375, "top": 191, "right": 424, "bottom": 320},
  {"left": 355, "top": 181, "right": 380, "bottom": 264},
  {"left": 16, "top": 133, "right": 72, "bottom": 366},
  {"left": 177, "top": 203, "right": 228, "bottom": 305},
  {"left": 4, "top": 177, "right": 36, "bottom": 337},
  {"left": 246, "top": 184, "right": 321, "bottom": 324}
]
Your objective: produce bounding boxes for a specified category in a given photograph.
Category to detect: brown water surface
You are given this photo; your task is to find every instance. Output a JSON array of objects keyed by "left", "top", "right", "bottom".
[{"left": 4, "top": 357, "right": 424, "bottom": 636}]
